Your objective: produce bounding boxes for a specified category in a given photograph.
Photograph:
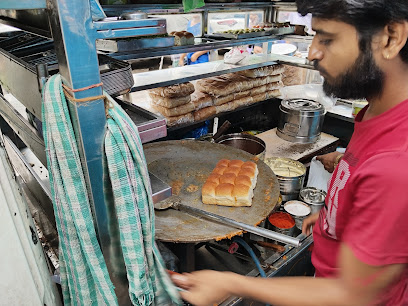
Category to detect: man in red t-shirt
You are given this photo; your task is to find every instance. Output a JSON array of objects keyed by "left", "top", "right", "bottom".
[{"left": 171, "top": 1, "right": 408, "bottom": 305}]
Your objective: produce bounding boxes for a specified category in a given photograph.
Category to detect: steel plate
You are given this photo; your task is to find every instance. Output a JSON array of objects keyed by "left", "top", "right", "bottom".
[{"left": 144, "top": 140, "right": 280, "bottom": 243}]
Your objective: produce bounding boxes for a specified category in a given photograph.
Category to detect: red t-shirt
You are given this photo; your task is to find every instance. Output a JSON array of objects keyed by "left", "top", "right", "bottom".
[{"left": 312, "top": 99, "right": 408, "bottom": 305}]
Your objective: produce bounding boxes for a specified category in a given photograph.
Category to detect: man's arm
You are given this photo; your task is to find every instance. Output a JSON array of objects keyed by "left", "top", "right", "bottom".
[
  {"left": 316, "top": 151, "right": 343, "bottom": 173},
  {"left": 190, "top": 50, "right": 209, "bottom": 63},
  {"left": 179, "top": 53, "right": 187, "bottom": 66},
  {"left": 172, "top": 243, "right": 405, "bottom": 306}
]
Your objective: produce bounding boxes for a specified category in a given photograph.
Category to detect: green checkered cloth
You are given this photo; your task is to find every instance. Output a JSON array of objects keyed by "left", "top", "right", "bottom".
[{"left": 42, "top": 74, "right": 180, "bottom": 305}]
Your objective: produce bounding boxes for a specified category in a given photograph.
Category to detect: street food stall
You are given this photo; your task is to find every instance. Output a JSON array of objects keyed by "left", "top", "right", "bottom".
[{"left": 0, "top": 1, "right": 353, "bottom": 304}]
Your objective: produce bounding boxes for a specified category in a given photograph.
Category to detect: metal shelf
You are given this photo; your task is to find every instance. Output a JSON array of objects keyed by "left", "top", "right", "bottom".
[
  {"left": 111, "top": 33, "right": 291, "bottom": 61},
  {"left": 130, "top": 53, "right": 313, "bottom": 92}
]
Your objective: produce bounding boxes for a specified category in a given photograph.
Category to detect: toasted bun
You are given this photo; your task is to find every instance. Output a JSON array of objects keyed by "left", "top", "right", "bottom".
[
  {"left": 235, "top": 175, "right": 252, "bottom": 187},
  {"left": 202, "top": 159, "right": 258, "bottom": 206},
  {"left": 229, "top": 160, "right": 245, "bottom": 167},
  {"left": 242, "top": 161, "right": 257, "bottom": 171},
  {"left": 216, "top": 159, "right": 230, "bottom": 167},
  {"left": 212, "top": 166, "right": 227, "bottom": 175},
  {"left": 233, "top": 184, "right": 253, "bottom": 206},
  {"left": 206, "top": 173, "right": 221, "bottom": 185},
  {"left": 223, "top": 166, "right": 241, "bottom": 176},
  {"left": 219, "top": 173, "right": 237, "bottom": 185},
  {"left": 202, "top": 181, "right": 218, "bottom": 204}
]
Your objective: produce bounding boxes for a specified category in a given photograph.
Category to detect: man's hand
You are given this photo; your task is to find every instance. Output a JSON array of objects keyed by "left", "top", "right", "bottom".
[
  {"left": 171, "top": 270, "right": 233, "bottom": 306},
  {"left": 302, "top": 212, "right": 319, "bottom": 235},
  {"left": 316, "top": 151, "right": 343, "bottom": 173},
  {"left": 170, "top": 247, "right": 406, "bottom": 306},
  {"left": 190, "top": 51, "right": 209, "bottom": 63},
  {"left": 253, "top": 46, "right": 263, "bottom": 54}
]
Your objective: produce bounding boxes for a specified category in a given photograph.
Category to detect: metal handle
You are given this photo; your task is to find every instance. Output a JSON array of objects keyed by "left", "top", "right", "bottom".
[
  {"left": 177, "top": 204, "right": 301, "bottom": 247},
  {"left": 212, "top": 120, "right": 232, "bottom": 142}
]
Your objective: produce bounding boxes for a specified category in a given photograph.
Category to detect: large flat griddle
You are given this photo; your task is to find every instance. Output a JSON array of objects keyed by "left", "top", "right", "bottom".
[{"left": 144, "top": 140, "right": 280, "bottom": 243}]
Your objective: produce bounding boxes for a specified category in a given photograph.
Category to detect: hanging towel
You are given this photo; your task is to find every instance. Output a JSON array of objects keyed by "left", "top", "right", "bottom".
[{"left": 42, "top": 74, "right": 180, "bottom": 305}]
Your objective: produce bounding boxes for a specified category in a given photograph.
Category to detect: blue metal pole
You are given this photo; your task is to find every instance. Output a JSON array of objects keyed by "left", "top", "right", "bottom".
[{"left": 46, "top": 0, "right": 128, "bottom": 302}]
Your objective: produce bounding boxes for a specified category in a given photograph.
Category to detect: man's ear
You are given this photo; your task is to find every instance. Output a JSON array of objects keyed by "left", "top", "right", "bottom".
[{"left": 380, "top": 21, "right": 408, "bottom": 60}]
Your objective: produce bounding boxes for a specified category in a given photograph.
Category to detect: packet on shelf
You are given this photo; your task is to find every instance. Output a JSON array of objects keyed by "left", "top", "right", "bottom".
[{"left": 224, "top": 47, "right": 251, "bottom": 65}]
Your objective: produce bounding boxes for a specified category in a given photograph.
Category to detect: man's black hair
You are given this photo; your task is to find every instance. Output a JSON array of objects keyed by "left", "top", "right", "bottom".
[{"left": 296, "top": 0, "right": 408, "bottom": 63}]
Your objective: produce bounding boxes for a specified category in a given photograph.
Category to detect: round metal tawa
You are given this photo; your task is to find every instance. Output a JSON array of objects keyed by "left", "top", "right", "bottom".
[{"left": 144, "top": 140, "right": 280, "bottom": 243}]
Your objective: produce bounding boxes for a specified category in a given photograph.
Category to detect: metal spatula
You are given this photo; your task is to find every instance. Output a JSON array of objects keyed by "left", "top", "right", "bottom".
[{"left": 154, "top": 195, "right": 300, "bottom": 247}]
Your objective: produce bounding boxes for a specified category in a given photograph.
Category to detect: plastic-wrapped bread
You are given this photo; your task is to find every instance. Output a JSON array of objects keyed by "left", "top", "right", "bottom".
[
  {"left": 251, "top": 92, "right": 268, "bottom": 104},
  {"left": 165, "top": 112, "right": 194, "bottom": 127},
  {"left": 149, "top": 93, "right": 191, "bottom": 108},
  {"left": 149, "top": 82, "right": 195, "bottom": 98},
  {"left": 234, "top": 90, "right": 251, "bottom": 100},
  {"left": 238, "top": 64, "right": 284, "bottom": 78},
  {"left": 267, "top": 74, "right": 283, "bottom": 84},
  {"left": 266, "top": 81, "right": 283, "bottom": 91},
  {"left": 202, "top": 159, "right": 258, "bottom": 206},
  {"left": 267, "top": 89, "right": 281, "bottom": 99},
  {"left": 233, "top": 75, "right": 254, "bottom": 92},
  {"left": 251, "top": 85, "right": 267, "bottom": 96},
  {"left": 213, "top": 94, "right": 234, "bottom": 106},
  {"left": 215, "top": 101, "right": 236, "bottom": 114},
  {"left": 234, "top": 96, "right": 253, "bottom": 108},
  {"left": 191, "top": 91, "right": 213, "bottom": 110},
  {"left": 193, "top": 106, "right": 216, "bottom": 121},
  {"left": 170, "top": 31, "right": 195, "bottom": 46},
  {"left": 251, "top": 76, "right": 269, "bottom": 88},
  {"left": 152, "top": 102, "right": 195, "bottom": 117},
  {"left": 196, "top": 74, "right": 240, "bottom": 97}
]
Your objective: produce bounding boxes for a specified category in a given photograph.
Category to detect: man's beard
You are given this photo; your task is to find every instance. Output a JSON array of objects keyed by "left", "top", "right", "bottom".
[{"left": 315, "top": 49, "right": 385, "bottom": 100}]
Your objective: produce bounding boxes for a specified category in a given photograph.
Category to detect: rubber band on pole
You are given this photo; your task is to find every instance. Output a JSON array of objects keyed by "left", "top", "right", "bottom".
[{"left": 62, "top": 82, "right": 103, "bottom": 93}]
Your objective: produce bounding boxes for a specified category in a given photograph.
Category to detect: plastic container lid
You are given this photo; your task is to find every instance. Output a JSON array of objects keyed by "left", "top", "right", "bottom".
[
  {"left": 299, "top": 187, "right": 326, "bottom": 205},
  {"left": 271, "top": 43, "right": 297, "bottom": 56},
  {"left": 284, "top": 200, "right": 311, "bottom": 217}
]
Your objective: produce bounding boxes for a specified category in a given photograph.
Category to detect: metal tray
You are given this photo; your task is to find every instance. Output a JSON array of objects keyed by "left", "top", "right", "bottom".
[
  {"left": 116, "top": 98, "right": 167, "bottom": 144},
  {"left": 206, "top": 26, "right": 294, "bottom": 40},
  {"left": 96, "top": 36, "right": 174, "bottom": 52}
]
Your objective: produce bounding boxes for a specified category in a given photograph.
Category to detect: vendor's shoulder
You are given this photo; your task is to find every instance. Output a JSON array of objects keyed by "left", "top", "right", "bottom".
[{"left": 356, "top": 151, "right": 408, "bottom": 179}]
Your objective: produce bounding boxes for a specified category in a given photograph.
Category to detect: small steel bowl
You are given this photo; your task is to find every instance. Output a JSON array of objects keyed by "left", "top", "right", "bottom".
[
  {"left": 215, "top": 133, "right": 266, "bottom": 160},
  {"left": 119, "top": 11, "right": 148, "bottom": 20}
]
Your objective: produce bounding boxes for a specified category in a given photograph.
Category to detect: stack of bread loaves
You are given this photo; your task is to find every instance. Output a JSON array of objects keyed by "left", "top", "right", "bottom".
[
  {"left": 202, "top": 159, "right": 258, "bottom": 207},
  {"left": 196, "top": 64, "right": 284, "bottom": 116},
  {"left": 148, "top": 82, "right": 195, "bottom": 126}
]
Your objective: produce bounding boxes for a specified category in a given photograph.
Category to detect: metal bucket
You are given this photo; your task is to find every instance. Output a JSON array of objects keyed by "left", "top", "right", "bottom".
[
  {"left": 215, "top": 133, "right": 266, "bottom": 160},
  {"left": 264, "top": 157, "right": 306, "bottom": 201}
]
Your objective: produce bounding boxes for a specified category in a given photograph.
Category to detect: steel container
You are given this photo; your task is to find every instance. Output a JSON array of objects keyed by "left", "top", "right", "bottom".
[
  {"left": 299, "top": 187, "right": 327, "bottom": 214},
  {"left": 119, "top": 11, "right": 148, "bottom": 20},
  {"left": 265, "top": 157, "right": 306, "bottom": 201},
  {"left": 266, "top": 212, "right": 295, "bottom": 237},
  {"left": 283, "top": 200, "right": 311, "bottom": 230},
  {"left": 215, "top": 133, "right": 266, "bottom": 160},
  {"left": 277, "top": 99, "right": 325, "bottom": 144}
]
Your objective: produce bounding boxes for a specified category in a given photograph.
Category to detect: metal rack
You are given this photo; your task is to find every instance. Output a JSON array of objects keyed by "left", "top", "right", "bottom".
[{"left": 0, "top": 1, "right": 315, "bottom": 304}]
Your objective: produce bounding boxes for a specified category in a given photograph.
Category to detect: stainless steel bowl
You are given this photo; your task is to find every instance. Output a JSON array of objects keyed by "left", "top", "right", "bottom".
[
  {"left": 119, "top": 11, "right": 148, "bottom": 20},
  {"left": 266, "top": 212, "right": 296, "bottom": 237},
  {"left": 264, "top": 157, "right": 306, "bottom": 201},
  {"left": 215, "top": 133, "right": 266, "bottom": 160},
  {"left": 283, "top": 200, "right": 311, "bottom": 230},
  {"left": 299, "top": 187, "right": 326, "bottom": 214}
]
